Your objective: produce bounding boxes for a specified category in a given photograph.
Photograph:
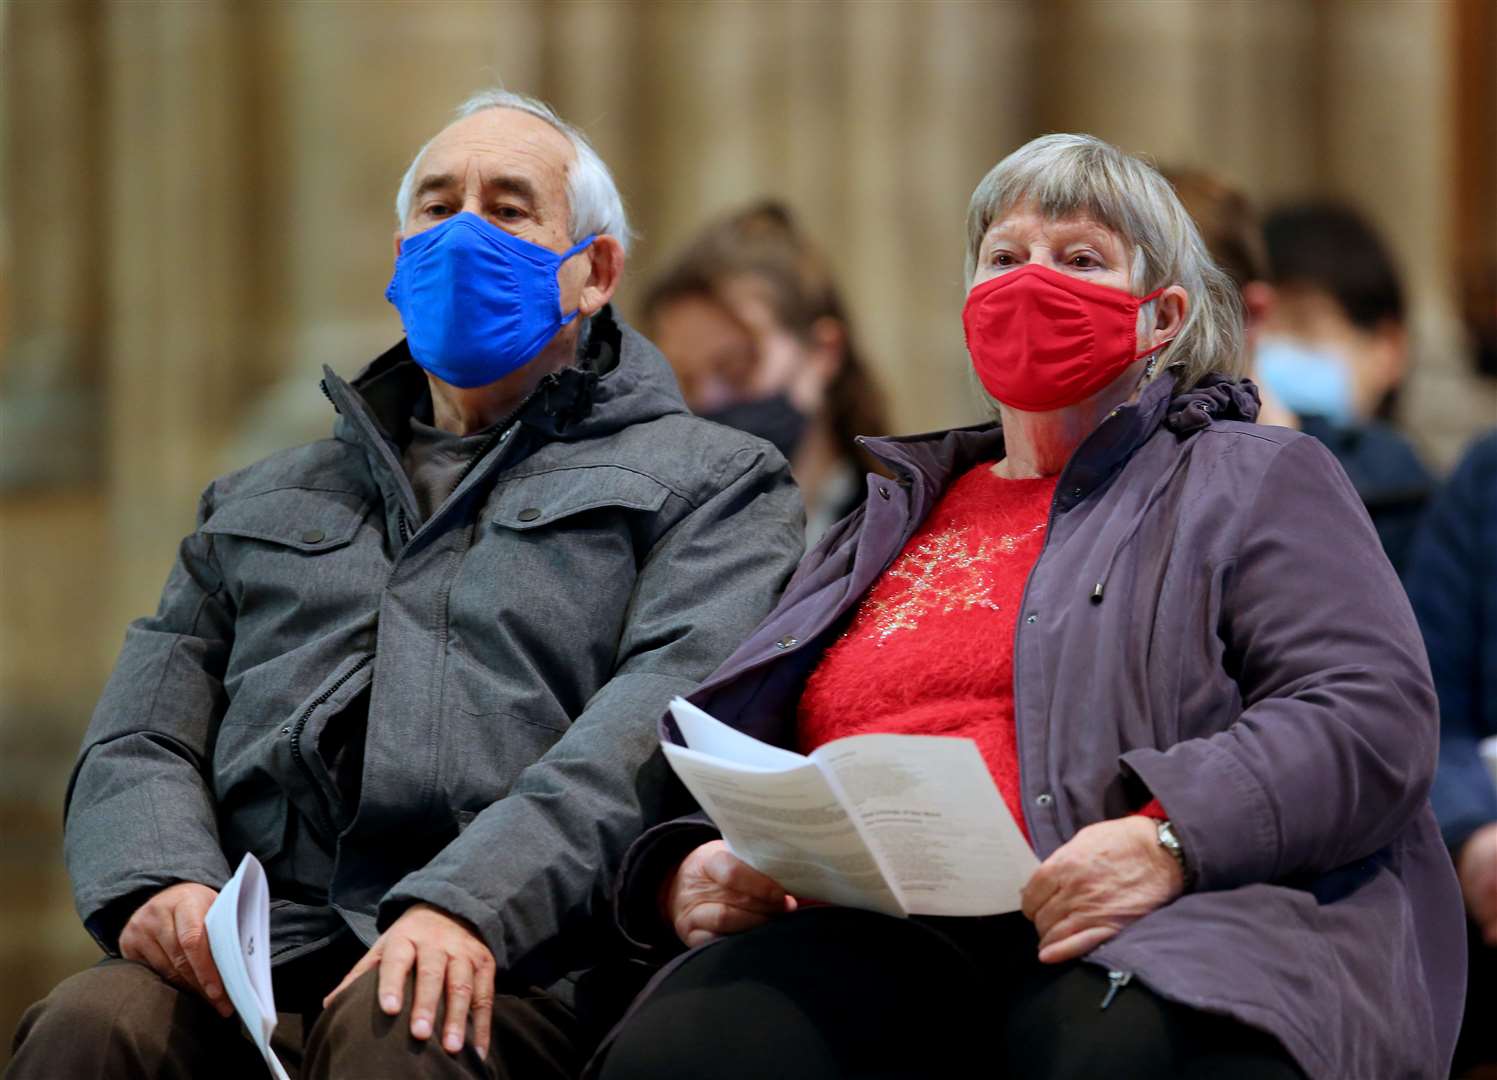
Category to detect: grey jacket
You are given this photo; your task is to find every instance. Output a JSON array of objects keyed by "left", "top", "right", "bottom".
[
  {"left": 64, "top": 308, "right": 804, "bottom": 990},
  {"left": 616, "top": 375, "right": 1463, "bottom": 1079}
]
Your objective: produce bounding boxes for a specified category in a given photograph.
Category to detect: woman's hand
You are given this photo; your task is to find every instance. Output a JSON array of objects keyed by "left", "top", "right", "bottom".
[
  {"left": 1020, "top": 817, "right": 1184, "bottom": 964},
  {"left": 664, "top": 840, "right": 797, "bottom": 947}
]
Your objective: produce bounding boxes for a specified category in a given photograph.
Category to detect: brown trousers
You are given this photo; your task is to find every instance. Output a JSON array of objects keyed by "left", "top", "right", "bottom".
[{"left": 5, "top": 954, "right": 588, "bottom": 1080}]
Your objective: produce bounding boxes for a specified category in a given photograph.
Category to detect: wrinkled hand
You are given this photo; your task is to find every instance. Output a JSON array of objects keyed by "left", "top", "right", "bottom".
[
  {"left": 324, "top": 903, "right": 496, "bottom": 1059},
  {"left": 665, "top": 840, "right": 796, "bottom": 948},
  {"left": 1459, "top": 823, "right": 1497, "bottom": 943},
  {"left": 1021, "top": 817, "right": 1184, "bottom": 964},
  {"left": 119, "top": 882, "right": 231, "bottom": 1017}
]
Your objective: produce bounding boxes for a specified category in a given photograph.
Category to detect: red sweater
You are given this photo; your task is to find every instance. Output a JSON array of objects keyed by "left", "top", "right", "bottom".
[{"left": 798, "top": 464, "right": 1164, "bottom": 843}]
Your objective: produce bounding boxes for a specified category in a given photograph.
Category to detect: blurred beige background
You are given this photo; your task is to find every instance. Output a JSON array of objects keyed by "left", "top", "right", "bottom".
[{"left": 2, "top": 0, "right": 1495, "bottom": 1052}]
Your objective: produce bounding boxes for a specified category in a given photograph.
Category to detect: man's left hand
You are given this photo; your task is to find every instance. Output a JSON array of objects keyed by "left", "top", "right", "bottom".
[
  {"left": 324, "top": 903, "right": 497, "bottom": 1059},
  {"left": 1020, "top": 816, "right": 1184, "bottom": 964}
]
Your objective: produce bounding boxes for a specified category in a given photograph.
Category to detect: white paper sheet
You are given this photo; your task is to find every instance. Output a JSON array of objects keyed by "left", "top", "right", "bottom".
[
  {"left": 205, "top": 854, "right": 291, "bottom": 1080},
  {"left": 664, "top": 697, "right": 1038, "bottom": 917}
]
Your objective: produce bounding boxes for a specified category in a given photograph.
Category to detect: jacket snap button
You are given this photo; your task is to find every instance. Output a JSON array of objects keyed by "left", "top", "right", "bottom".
[
  {"left": 300, "top": 528, "right": 325, "bottom": 544},
  {"left": 518, "top": 508, "right": 542, "bottom": 522},
  {"left": 776, "top": 635, "right": 798, "bottom": 649},
  {"left": 1036, "top": 792, "right": 1054, "bottom": 807},
  {"left": 1025, "top": 614, "right": 1038, "bottom": 624},
  {"left": 878, "top": 487, "right": 891, "bottom": 500},
  {"left": 1070, "top": 487, "right": 1083, "bottom": 498}
]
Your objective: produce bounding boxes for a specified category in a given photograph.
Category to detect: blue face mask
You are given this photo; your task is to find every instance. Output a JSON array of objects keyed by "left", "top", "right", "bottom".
[
  {"left": 386, "top": 212, "right": 595, "bottom": 389},
  {"left": 1255, "top": 336, "right": 1356, "bottom": 426}
]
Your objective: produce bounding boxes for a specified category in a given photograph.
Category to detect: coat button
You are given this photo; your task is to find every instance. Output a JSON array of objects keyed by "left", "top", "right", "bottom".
[
  {"left": 775, "top": 635, "right": 798, "bottom": 649},
  {"left": 1025, "top": 613, "right": 1038, "bottom": 624},
  {"left": 1070, "top": 487, "right": 1083, "bottom": 498},
  {"left": 878, "top": 486, "right": 891, "bottom": 500},
  {"left": 300, "top": 528, "right": 325, "bottom": 544},
  {"left": 518, "top": 508, "right": 542, "bottom": 522},
  {"left": 1035, "top": 792, "right": 1054, "bottom": 808}
]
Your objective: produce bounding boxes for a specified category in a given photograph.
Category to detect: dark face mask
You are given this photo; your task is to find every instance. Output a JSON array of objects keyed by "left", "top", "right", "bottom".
[{"left": 699, "top": 392, "right": 809, "bottom": 460}]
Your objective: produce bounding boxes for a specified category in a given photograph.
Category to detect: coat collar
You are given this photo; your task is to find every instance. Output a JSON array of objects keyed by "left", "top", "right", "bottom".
[{"left": 857, "top": 371, "right": 1258, "bottom": 517}]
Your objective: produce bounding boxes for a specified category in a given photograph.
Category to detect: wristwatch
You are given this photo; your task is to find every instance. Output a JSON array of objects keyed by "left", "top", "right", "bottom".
[{"left": 1156, "top": 819, "right": 1192, "bottom": 888}]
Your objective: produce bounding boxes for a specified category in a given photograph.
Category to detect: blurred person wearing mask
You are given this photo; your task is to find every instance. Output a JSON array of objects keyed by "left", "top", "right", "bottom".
[
  {"left": 593, "top": 134, "right": 1460, "bottom": 1080},
  {"left": 1160, "top": 169, "right": 1295, "bottom": 426},
  {"left": 6, "top": 90, "right": 802, "bottom": 1080},
  {"left": 643, "top": 201, "right": 889, "bottom": 546},
  {"left": 1255, "top": 203, "right": 1434, "bottom": 577},
  {"left": 1408, "top": 427, "right": 1497, "bottom": 1073}
]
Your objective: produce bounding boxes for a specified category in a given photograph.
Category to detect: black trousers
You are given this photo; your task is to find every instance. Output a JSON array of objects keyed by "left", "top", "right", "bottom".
[{"left": 597, "top": 907, "right": 1304, "bottom": 1080}]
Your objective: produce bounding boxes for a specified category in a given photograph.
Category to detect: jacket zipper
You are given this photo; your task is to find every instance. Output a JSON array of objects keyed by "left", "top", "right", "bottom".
[
  {"left": 289, "top": 654, "right": 373, "bottom": 837},
  {"left": 1100, "top": 969, "right": 1133, "bottom": 1009}
]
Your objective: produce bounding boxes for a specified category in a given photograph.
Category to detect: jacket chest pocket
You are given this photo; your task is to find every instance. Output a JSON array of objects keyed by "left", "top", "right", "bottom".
[
  {"left": 476, "top": 465, "right": 673, "bottom": 601},
  {"left": 202, "top": 486, "right": 377, "bottom": 636}
]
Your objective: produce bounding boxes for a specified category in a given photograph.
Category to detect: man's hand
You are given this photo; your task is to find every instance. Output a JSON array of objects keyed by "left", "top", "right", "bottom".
[
  {"left": 1020, "top": 817, "right": 1184, "bottom": 964},
  {"left": 665, "top": 840, "right": 796, "bottom": 948},
  {"left": 119, "top": 882, "right": 231, "bottom": 1017},
  {"left": 1459, "top": 822, "right": 1497, "bottom": 943},
  {"left": 324, "top": 903, "right": 496, "bottom": 1059}
]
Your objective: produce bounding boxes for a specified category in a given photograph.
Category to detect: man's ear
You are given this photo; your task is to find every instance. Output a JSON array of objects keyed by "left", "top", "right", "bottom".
[
  {"left": 1371, "top": 318, "right": 1409, "bottom": 387},
  {"left": 577, "top": 236, "right": 626, "bottom": 317},
  {"left": 393, "top": 229, "right": 404, "bottom": 260}
]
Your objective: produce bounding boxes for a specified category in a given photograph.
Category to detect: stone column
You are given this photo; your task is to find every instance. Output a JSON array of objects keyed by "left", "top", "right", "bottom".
[
  {"left": 0, "top": 0, "right": 105, "bottom": 491},
  {"left": 102, "top": 0, "right": 259, "bottom": 628}
]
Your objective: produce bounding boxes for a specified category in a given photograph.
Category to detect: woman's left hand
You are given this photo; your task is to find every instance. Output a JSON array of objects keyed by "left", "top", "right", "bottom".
[{"left": 1020, "top": 816, "right": 1185, "bottom": 964}]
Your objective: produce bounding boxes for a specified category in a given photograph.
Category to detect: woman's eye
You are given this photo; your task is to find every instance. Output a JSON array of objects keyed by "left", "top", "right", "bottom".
[
  {"left": 992, "top": 251, "right": 1015, "bottom": 267},
  {"left": 1070, "top": 252, "right": 1100, "bottom": 268}
]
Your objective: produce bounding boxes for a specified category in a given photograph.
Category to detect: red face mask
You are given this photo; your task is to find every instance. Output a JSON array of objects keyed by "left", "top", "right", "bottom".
[{"left": 962, "top": 263, "right": 1168, "bottom": 413}]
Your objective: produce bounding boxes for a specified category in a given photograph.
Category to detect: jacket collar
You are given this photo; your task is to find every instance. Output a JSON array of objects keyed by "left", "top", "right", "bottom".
[
  {"left": 858, "top": 371, "right": 1259, "bottom": 516},
  {"left": 320, "top": 304, "right": 689, "bottom": 457}
]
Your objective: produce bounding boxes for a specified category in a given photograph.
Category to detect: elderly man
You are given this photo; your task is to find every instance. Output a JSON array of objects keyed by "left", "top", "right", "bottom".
[{"left": 6, "top": 90, "right": 802, "bottom": 1079}]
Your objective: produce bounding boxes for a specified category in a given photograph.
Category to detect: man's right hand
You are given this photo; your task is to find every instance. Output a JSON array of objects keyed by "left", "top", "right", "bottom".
[
  {"left": 119, "top": 882, "right": 231, "bottom": 1017},
  {"left": 664, "top": 840, "right": 796, "bottom": 948},
  {"left": 1460, "top": 823, "right": 1497, "bottom": 944}
]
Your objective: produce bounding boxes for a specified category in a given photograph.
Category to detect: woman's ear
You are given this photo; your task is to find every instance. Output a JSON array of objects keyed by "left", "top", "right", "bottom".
[
  {"left": 577, "top": 236, "right": 626, "bottom": 317},
  {"left": 1145, "top": 285, "right": 1189, "bottom": 350},
  {"left": 788, "top": 316, "right": 846, "bottom": 412}
]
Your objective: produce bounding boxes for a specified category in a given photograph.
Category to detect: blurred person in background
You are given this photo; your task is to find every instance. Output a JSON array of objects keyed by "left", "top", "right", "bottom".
[
  {"left": 5, "top": 89, "right": 802, "bottom": 1080},
  {"left": 642, "top": 200, "right": 889, "bottom": 546},
  {"left": 594, "top": 134, "right": 1461, "bottom": 1080},
  {"left": 1407, "top": 429, "right": 1497, "bottom": 1075},
  {"left": 1161, "top": 169, "right": 1295, "bottom": 426},
  {"left": 1256, "top": 203, "right": 1434, "bottom": 577},
  {"left": 1167, "top": 175, "right": 1432, "bottom": 577}
]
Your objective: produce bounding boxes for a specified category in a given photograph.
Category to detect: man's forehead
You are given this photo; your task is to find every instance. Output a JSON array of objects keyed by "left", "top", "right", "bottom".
[{"left": 416, "top": 108, "right": 574, "bottom": 182}]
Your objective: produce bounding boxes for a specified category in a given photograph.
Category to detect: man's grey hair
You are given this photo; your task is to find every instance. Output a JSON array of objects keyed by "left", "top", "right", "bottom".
[
  {"left": 394, "top": 89, "right": 631, "bottom": 252},
  {"left": 964, "top": 134, "right": 1245, "bottom": 390}
]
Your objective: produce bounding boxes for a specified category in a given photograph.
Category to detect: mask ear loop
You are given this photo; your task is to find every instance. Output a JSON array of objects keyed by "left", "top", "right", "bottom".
[
  {"left": 557, "top": 235, "right": 599, "bottom": 326},
  {"left": 1134, "top": 283, "right": 1175, "bottom": 380}
]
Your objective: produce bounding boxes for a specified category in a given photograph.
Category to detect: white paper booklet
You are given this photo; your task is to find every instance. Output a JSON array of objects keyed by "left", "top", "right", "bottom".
[
  {"left": 661, "top": 697, "right": 1039, "bottom": 918},
  {"left": 205, "top": 854, "right": 291, "bottom": 1080}
]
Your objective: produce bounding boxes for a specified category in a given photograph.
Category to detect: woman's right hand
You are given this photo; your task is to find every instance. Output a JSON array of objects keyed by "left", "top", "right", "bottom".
[{"left": 664, "top": 840, "right": 797, "bottom": 947}]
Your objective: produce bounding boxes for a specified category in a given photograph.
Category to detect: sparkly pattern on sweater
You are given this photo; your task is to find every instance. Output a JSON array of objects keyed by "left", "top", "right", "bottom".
[{"left": 797, "top": 464, "right": 1059, "bottom": 841}]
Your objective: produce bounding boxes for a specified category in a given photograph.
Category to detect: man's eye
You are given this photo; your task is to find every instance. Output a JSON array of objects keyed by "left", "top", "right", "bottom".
[
  {"left": 496, "top": 206, "right": 525, "bottom": 221},
  {"left": 423, "top": 204, "right": 452, "bottom": 218}
]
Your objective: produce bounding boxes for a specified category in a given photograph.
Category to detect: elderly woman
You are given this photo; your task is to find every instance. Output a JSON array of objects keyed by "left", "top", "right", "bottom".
[{"left": 594, "top": 135, "right": 1462, "bottom": 1080}]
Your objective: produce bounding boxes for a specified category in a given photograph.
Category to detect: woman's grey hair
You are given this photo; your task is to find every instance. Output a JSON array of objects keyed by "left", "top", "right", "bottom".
[
  {"left": 394, "top": 89, "right": 631, "bottom": 252},
  {"left": 964, "top": 134, "right": 1245, "bottom": 389}
]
